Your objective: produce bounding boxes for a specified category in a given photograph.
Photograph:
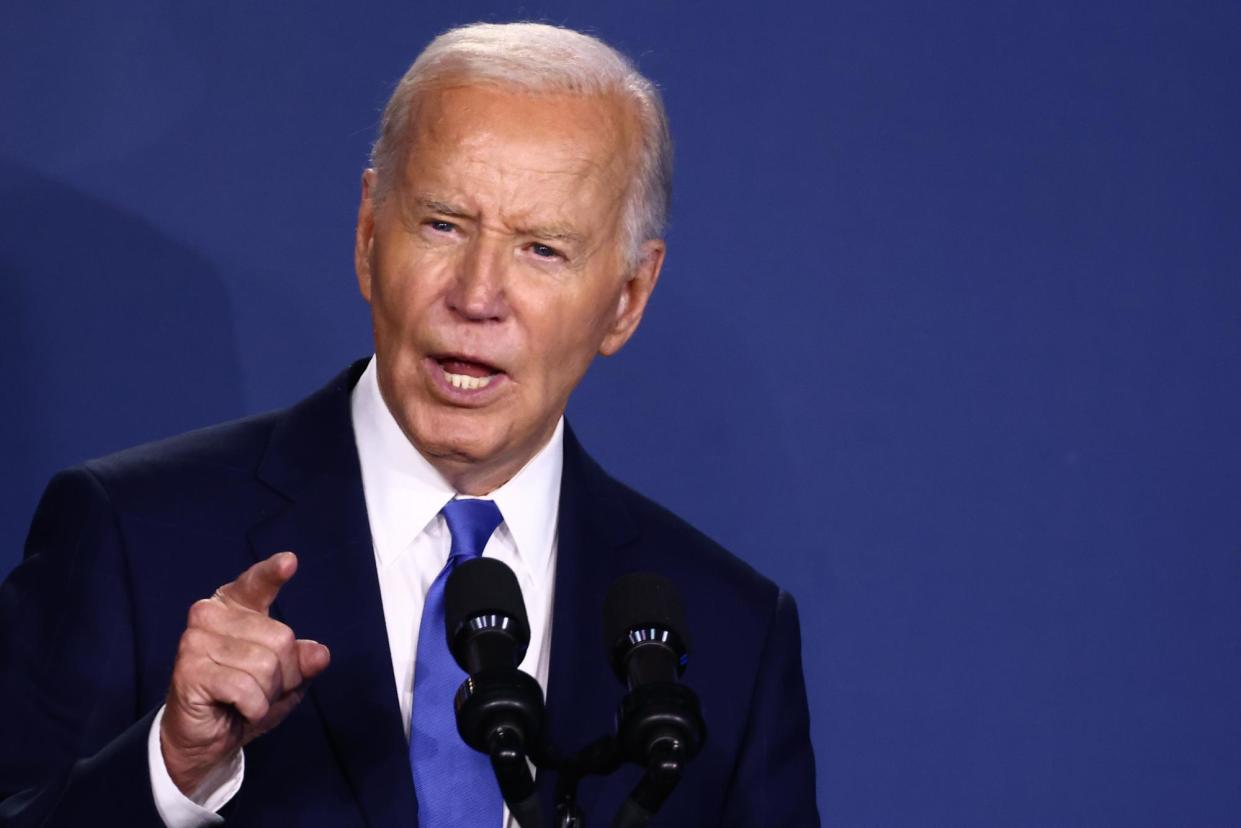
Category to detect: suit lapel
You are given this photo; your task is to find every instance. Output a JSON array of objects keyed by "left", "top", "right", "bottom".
[
  {"left": 538, "top": 425, "right": 642, "bottom": 818},
  {"left": 247, "top": 361, "right": 419, "bottom": 826}
]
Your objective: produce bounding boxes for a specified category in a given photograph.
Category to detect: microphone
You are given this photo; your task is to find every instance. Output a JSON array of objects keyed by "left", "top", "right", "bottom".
[
  {"left": 445, "top": 556, "right": 531, "bottom": 676},
  {"left": 602, "top": 573, "right": 707, "bottom": 827},
  {"left": 603, "top": 573, "right": 691, "bottom": 690},
  {"left": 443, "top": 558, "right": 545, "bottom": 828}
]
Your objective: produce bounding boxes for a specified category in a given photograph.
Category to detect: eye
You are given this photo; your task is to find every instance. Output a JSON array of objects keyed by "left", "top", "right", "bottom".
[
  {"left": 426, "top": 219, "right": 457, "bottom": 234},
  {"left": 529, "top": 242, "right": 562, "bottom": 260}
]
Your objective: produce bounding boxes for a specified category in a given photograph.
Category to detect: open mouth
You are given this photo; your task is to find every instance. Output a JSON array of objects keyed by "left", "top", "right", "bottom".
[{"left": 433, "top": 355, "right": 504, "bottom": 391}]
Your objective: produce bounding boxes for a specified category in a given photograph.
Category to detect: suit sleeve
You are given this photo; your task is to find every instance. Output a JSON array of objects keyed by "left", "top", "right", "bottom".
[
  {"left": 0, "top": 468, "right": 165, "bottom": 827},
  {"left": 720, "top": 589, "right": 821, "bottom": 827}
]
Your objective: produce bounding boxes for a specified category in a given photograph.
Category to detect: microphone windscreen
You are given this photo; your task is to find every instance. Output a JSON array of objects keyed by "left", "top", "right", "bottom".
[
  {"left": 444, "top": 557, "right": 531, "bottom": 647},
  {"left": 602, "top": 572, "right": 690, "bottom": 654}
]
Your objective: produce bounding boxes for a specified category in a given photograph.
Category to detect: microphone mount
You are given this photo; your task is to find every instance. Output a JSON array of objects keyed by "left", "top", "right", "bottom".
[{"left": 444, "top": 562, "right": 708, "bottom": 828}]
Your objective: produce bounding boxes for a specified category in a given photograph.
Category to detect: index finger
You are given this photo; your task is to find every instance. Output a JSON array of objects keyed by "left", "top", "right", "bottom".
[{"left": 215, "top": 551, "right": 298, "bottom": 613}]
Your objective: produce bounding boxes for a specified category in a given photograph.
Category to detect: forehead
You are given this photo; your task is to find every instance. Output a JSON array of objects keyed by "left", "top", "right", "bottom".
[{"left": 398, "top": 84, "right": 638, "bottom": 225}]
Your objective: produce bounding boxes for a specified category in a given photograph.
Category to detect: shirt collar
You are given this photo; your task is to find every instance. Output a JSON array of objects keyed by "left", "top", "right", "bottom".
[{"left": 350, "top": 356, "right": 562, "bottom": 574}]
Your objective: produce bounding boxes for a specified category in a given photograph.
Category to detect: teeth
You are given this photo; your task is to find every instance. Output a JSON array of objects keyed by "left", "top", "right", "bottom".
[{"left": 443, "top": 369, "right": 497, "bottom": 391}]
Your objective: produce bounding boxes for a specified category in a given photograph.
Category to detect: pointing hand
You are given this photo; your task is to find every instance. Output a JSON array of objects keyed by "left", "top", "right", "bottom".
[{"left": 160, "top": 551, "right": 331, "bottom": 796}]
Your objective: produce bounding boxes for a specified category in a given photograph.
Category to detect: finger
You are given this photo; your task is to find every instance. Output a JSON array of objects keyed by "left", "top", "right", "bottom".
[
  {"left": 191, "top": 658, "right": 273, "bottom": 724},
  {"left": 216, "top": 551, "right": 297, "bottom": 613},
  {"left": 244, "top": 686, "right": 310, "bottom": 742},
  {"left": 196, "top": 629, "right": 303, "bottom": 701},
  {"left": 296, "top": 639, "right": 331, "bottom": 681},
  {"left": 186, "top": 604, "right": 304, "bottom": 693}
]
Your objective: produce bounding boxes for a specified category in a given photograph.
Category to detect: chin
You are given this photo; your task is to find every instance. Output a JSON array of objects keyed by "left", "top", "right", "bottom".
[{"left": 410, "top": 409, "right": 507, "bottom": 463}]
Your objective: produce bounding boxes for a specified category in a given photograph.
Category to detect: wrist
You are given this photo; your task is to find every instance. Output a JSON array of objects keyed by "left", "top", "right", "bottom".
[{"left": 159, "top": 714, "right": 235, "bottom": 797}]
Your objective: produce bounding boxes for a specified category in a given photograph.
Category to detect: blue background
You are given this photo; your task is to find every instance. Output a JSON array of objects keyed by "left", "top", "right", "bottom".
[{"left": 3, "top": 1, "right": 1238, "bottom": 823}]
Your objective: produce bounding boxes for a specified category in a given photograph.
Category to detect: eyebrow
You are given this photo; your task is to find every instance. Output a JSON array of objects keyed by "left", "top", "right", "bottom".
[
  {"left": 516, "top": 224, "right": 585, "bottom": 246},
  {"left": 418, "top": 197, "right": 586, "bottom": 247},
  {"left": 418, "top": 198, "right": 473, "bottom": 219}
]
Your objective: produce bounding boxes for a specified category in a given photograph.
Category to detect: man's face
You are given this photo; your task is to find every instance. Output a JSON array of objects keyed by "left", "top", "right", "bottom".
[{"left": 355, "top": 83, "right": 663, "bottom": 493}]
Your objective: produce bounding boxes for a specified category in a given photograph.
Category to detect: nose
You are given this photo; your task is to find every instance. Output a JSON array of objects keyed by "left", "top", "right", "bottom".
[{"left": 446, "top": 234, "right": 509, "bottom": 322}]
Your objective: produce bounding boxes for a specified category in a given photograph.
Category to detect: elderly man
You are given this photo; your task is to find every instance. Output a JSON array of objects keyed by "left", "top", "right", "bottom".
[{"left": 0, "top": 22, "right": 818, "bottom": 827}]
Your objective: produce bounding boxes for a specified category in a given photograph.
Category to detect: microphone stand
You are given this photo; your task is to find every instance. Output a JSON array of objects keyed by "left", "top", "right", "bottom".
[
  {"left": 549, "top": 735, "right": 622, "bottom": 828},
  {"left": 609, "top": 738, "right": 687, "bottom": 828},
  {"left": 487, "top": 726, "right": 543, "bottom": 828}
]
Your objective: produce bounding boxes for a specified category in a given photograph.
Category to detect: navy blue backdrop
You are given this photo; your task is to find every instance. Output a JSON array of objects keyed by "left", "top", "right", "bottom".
[{"left": 3, "top": 1, "right": 1239, "bottom": 824}]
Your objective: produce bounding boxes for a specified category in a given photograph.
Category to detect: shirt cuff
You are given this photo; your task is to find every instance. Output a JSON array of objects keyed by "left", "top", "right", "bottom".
[{"left": 148, "top": 704, "right": 244, "bottom": 827}]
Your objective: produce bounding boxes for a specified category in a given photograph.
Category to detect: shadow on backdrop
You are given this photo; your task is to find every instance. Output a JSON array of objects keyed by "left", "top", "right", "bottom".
[{"left": 0, "top": 160, "right": 244, "bottom": 573}]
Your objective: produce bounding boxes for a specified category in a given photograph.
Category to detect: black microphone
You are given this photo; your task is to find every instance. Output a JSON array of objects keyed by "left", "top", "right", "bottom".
[
  {"left": 443, "top": 558, "right": 545, "bottom": 828},
  {"left": 603, "top": 573, "right": 691, "bottom": 690},
  {"left": 602, "top": 573, "right": 707, "bottom": 828},
  {"left": 445, "top": 556, "right": 531, "bottom": 675}
]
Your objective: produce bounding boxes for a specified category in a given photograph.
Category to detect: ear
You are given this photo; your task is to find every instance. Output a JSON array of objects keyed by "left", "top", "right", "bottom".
[
  {"left": 354, "top": 169, "right": 378, "bottom": 304},
  {"left": 599, "top": 239, "right": 665, "bottom": 357}
]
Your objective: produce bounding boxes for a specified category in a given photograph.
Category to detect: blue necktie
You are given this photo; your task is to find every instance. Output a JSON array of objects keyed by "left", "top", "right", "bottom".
[{"left": 410, "top": 498, "right": 505, "bottom": 827}]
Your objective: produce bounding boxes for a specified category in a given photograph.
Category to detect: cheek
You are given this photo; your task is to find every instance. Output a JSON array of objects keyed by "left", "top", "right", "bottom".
[
  {"left": 372, "top": 251, "right": 445, "bottom": 328},
  {"left": 527, "top": 294, "right": 620, "bottom": 385}
]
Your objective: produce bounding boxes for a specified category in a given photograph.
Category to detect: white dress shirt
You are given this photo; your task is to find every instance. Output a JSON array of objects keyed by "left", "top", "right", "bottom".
[{"left": 148, "top": 357, "right": 562, "bottom": 827}]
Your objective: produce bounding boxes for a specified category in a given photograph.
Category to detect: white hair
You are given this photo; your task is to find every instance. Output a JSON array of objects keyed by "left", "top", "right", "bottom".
[{"left": 369, "top": 22, "right": 672, "bottom": 267}]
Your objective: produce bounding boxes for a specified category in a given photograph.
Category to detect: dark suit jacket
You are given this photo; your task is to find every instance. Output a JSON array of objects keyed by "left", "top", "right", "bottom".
[{"left": 0, "top": 361, "right": 818, "bottom": 827}]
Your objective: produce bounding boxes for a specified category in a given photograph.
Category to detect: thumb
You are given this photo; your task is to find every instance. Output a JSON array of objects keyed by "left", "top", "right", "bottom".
[{"left": 296, "top": 639, "right": 331, "bottom": 680}]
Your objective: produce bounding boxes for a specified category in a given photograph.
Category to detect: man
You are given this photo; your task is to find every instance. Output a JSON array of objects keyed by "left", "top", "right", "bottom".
[{"left": 0, "top": 22, "right": 818, "bottom": 827}]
